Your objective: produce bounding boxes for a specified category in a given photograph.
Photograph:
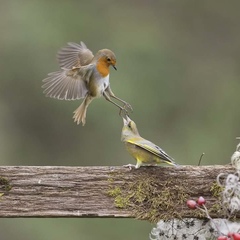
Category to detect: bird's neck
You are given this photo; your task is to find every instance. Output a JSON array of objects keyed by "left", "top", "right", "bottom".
[{"left": 96, "top": 59, "right": 110, "bottom": 77}]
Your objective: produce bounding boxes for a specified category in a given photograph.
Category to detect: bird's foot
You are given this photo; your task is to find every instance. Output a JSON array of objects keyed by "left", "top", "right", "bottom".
[
  {"left": 118, "top": 103, "right": 133, "bottom": 117},
  {"left": 123, "top": 164, "right": 135, "bottom": 170},
  {"left": 123, "top": 102, "right": 133, "bottom": 113},
  {"left": 119, "top": 107, "right": 128, "bottom": 117}
]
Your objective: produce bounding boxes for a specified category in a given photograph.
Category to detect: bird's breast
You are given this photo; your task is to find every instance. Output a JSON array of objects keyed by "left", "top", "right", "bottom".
[
  {"left": 88, "top": 74, "right": 110, "bottom": 97},
  {"left": 96, "top": 59, "right": 110, "bottom": 77}
]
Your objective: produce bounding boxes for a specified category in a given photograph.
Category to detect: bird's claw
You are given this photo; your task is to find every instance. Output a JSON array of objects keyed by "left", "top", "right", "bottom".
[
  {"left": 123, "top": 164, "right": 135, "bottom": 170},
  {"left": 118, "top": 103, "right": 133, "bottom": 117},
  {"left": 119, "top": 107, "right": 126, "bottom": 117},
  {"left": 124, "top": 102, "right": 133, "bottom": 112}
]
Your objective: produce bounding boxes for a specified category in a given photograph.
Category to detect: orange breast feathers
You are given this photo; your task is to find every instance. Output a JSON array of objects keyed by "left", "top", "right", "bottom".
[{"left": 96, "top": 57, "right": 110, "bottom": 78}]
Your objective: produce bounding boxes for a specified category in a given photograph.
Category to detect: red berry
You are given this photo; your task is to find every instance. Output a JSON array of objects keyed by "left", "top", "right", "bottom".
[
  {"left": 228, "top": 233, "right": 233, "bottom": 237},
  {"left": 187, "top": 200, "right": 197, "bottom": 209},
  {"left": 217, "top": 236, "right": 229, "bottom": 240},
  {"left": 197, "top": 196, "right": 206, "bottom": 205},
  {"left": 233, "top": 233, "right": 240, "bottom": 240}
]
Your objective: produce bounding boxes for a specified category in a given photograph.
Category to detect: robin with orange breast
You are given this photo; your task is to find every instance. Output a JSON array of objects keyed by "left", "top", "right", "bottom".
[{"left": 42, "top": 41, "right": 132, "bottom": 125}]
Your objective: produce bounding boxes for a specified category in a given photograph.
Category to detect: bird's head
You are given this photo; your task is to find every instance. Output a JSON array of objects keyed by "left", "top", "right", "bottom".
[
  {"left": 121, "top": 115, "right": 140, "bottom": 141},
  {"left": 96, "top": 49, "right": 117, "bottom": 70}
]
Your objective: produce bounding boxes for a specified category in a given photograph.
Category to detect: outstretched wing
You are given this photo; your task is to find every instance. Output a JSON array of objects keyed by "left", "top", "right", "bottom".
[
  {"left": 42, "top": 65, "right": 94, "bottom": 100},
  {"left": 57, "top": 41, "right": 94, "bottom": 68},
  {"left": 127, "top": 138, "right": 177, "bottom": 165}
]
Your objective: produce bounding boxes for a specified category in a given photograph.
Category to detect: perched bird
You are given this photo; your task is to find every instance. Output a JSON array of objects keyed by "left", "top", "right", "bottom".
[
  {"left": 121, "top": 115, "right": 178, "bottom": 169},
  {"left": 231, "top": 140, "right": 240, "bottom": 171},
  {"left": 42, "top": 41, "right": 132, "bottom": 125}
]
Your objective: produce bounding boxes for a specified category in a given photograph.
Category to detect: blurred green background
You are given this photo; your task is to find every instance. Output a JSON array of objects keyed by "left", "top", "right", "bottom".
[{"left": 0, "top": 0, "right": 240, "bottom": 239}]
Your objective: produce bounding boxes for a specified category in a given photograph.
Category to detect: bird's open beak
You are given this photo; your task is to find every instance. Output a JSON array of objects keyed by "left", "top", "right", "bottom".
[
  {"left": 125, "top": 115, "right": 131, "bottom": 122},
  {"left": 122, "top": 114, "right": 131, "bottom": 125},
  {"left": 112, "top": 65, "right": 117, "bottom": 70}
]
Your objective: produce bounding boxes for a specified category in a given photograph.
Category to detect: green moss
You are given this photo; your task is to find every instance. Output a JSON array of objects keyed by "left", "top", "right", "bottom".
[
  {"left": 107, "top": 170, "right": 232, "bottom": 222},
  {"left": 208, "top": 181, "right": 225, "bottom": 216},
  {"left": 208, "top": 203, "right": 222, "bottom": 215},
  {"left": 210, "top": 181, "right": 223, "bottom": 198},
  {"left": 115, "top": 195, "right": 130, "bottom": 208},
  {"left": 107, "top": 187, "right": 122, "bottom": 197},
  {"left": 107, "top": 171, "right": 190, "bottom": 223},
  {"left": 0, "top": 177, "right": 12, "bottom": 191}
]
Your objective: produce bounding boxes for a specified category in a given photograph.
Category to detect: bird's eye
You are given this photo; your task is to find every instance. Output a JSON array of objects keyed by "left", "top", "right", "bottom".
[{"left": 107, "top": 57, "right": 111, "bottom": 62}]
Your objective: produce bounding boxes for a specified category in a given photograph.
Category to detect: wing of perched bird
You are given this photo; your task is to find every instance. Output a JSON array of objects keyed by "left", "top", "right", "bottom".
[
  {"left": 57, "top": 41, "right": 94, "bottom": 68},
  {"left": 126, "top": 138, "right": 177, "bottom": 165},
  {"left": 42, "top": 65, "right": 94, "bottom": 100}
]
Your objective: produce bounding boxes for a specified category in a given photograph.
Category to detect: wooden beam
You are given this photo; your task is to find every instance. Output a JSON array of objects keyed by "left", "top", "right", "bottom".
[{"left": 0, "top": 165, "right": 234, "bottom": 219}]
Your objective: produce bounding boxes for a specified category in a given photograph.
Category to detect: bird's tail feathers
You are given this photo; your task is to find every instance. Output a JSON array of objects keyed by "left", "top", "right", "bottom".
[
  {"left": 164, "top": 159, "right": 180, "bottom": 168},
  {"left": 73, "top": 95, "right": 93, "bottom": 126}
]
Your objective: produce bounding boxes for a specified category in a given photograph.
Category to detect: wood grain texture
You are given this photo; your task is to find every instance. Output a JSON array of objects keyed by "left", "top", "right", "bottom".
[{"left": 0, "top": 165, "right": 234, "bottom": 218}]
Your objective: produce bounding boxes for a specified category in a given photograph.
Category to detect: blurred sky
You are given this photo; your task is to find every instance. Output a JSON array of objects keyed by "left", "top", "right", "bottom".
[{"left": 0, "top": 0, "right": 240, "bottom": 239}]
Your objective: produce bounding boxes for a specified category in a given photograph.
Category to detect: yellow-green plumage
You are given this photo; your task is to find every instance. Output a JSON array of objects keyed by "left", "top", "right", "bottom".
[{"left": 121, "top": 116, "right": 178, "bottom": 169}]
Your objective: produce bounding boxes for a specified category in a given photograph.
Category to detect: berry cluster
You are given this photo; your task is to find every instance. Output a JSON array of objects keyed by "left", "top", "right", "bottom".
[
  {"left": 187, "top": 196, "right": 240, "bottom": 240},
  {"left": 187, "top": 196, "right": 206, "bottom": 209},
  {"left": 150, "top": 142, "right": 240, "bottom": 240},
  {"left": 217, "top": 233, "right": 240, "bottom": 240}
]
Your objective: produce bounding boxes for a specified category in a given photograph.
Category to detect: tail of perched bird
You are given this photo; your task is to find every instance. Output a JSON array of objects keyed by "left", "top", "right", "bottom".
[{"left": 121, "top": 115, "right": 179, "bottom": 169}]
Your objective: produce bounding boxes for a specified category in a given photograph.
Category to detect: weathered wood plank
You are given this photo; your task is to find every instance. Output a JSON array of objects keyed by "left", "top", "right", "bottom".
[{"left": 0, "top": 165, "right": 234, "bottom": 219}]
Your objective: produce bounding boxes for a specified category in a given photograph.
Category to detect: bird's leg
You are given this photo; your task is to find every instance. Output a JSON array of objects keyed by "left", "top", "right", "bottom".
[
  {"left": 135, "top": 160, "right": 142, "bottom": 169},
  {"left": 111, "top": 95, "right": 133, "bottom": 112},
  {"left": 103, "top": 91, "right": 127, "bottom": 115},
  {"left": 105, "top": 87, "right": 133, "bottom": 112}
]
